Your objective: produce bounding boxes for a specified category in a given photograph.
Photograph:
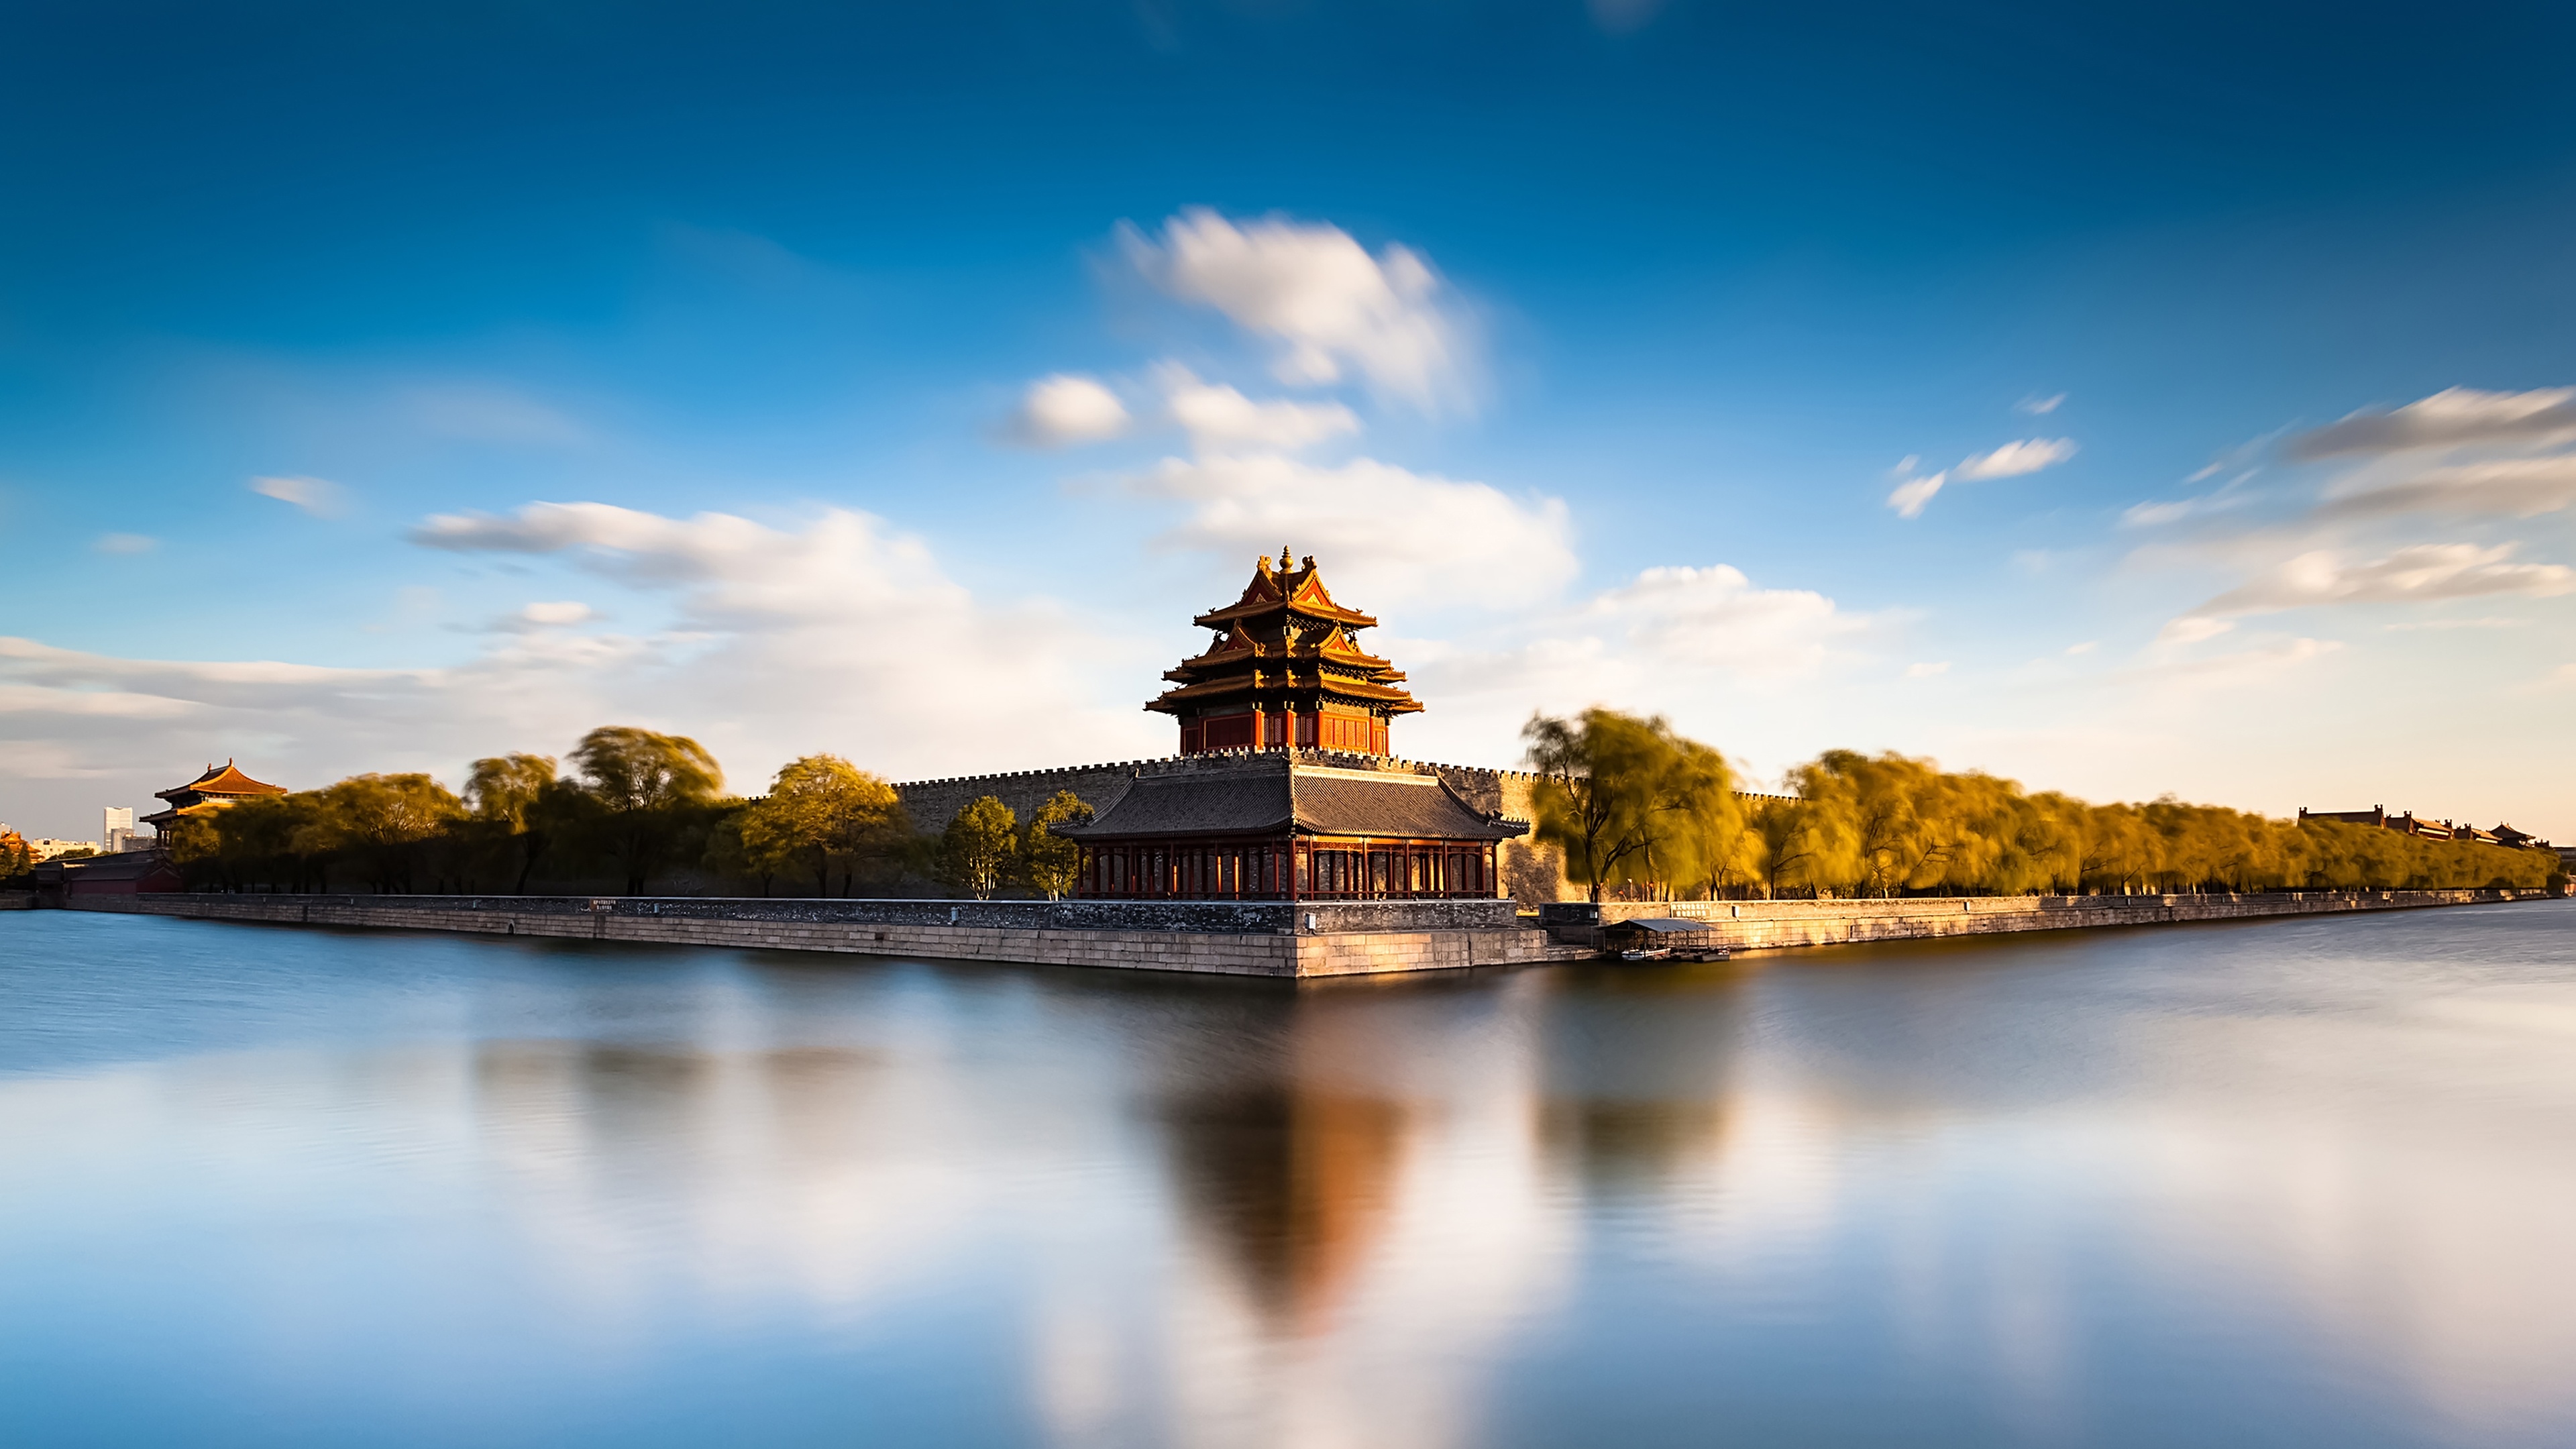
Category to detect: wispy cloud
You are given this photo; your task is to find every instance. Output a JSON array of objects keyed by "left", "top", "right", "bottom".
[
  {"left": 93, "top": 533, "right": 156, "bottom": 555},
  {"left": 1157, "top": 365, "right": 1359, "bottom": 453},
  {"left": 2123, "top": 470, "right": 2257, "bottom": 528},
  {"left": 250, "top": 474, "right": 346, "bottom": 517},
  {"left": 2017, "top": 392, "right": 2065, "bottom": 415},
  {"left": 2157, "top": 616, "right": 2235, "bottom": 646},
  {"left": 398, "top": 384, "right": 586, "bottom": 446},
  {"left": 2178, "top": 544, "right": 2576, "bottom": 629},
  {"left": 2287, "top": 386, "right": 2576, "bottom": 460},
  {"left": 1885, "top": 438, "right": 2076, "bottom": 517},
  {"left": 2316, "top": 455, "right": 2576, "bottom": 521},
  {"left": 491, "top": 600, "right": 598, "bottom": 633},
  {"left": 1956, "top": 437, "right": 2079, "bottom": 480},
  {"left": 1884, "top": 455, "right": 1947, "bottom": 518},
  {"left": 1904, "top": 660, "right": 1951, "bottom": 678}
]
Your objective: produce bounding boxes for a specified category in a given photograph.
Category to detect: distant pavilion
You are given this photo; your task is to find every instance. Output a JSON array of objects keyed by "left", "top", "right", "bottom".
[
  {"left": 142, "top": 760, "right": 287, "bottom": 841},
  {"left": 1060, "top": 552, "right": 1525, "bottom": 902}
]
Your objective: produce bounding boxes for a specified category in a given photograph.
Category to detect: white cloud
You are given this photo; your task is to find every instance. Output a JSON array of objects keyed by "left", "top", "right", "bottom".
[
  {"left": 2123, "top": 471, "right": 2257, "bottom": 528},
  {"left": 2318, "top": 455, "right": 2576, "bottom": 521},
  {"left": 2065, "top": 641, "right": 2098, "bottom": 655},
  {"left": 93, "top": 533, "right": 156, "bottom": 555},
  {"left": 250, "top": 474, "right": 346, "bottom": 517},
  {"left": 0, "top": 502, "right": 1146, "bottom": 820},
  {"left": 2017, "top": 393, "right": 2066, "bottom": 415},
  {"left": 1886, "top": 471, "right": 1947, "bottom": 519},
  {"left": 1127, "top": 453, "right": 1575, "bottom": 610},
  {"left": 1584, "top": 565, "right": 1870, "bottom": 680},
  {"left": 1905, "top": 661, "right": 1952, "bottom": 678},
  {"left": 1887, "top": 439, "right": 2076, "bottom": 517},
  {"left": 1008, "top": 374, "right": 1130, "bottom": 447},
  {"left": 2288, "top": 386, "right": 2576, "bottom": 460},
  {"left": 2193, "top": 544, "right": 2576, "bottom": 618},
  {"left": 1157, "top": 366, "right": 1359, "bottom": 453},
  {"left": 1955, "top": 437, "right": 2079, "bottom": 481},
  {"left": 1119, "top": 208, "right": 1470, "bottom": 411},
  {"left": 2157, "top": 616, "right": 2237, "bottom": 646},
  {"left": 2127, "top": 635, "right": 2342, "bottom": 690},
  {"left": 490, "top": 600, "right": 598, "bottom": 633}
]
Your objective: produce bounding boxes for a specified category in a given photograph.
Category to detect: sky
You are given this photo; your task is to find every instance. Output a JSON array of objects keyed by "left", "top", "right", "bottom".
[{"left": 3, "top": 0, "right": 2573, "bottom": 843}]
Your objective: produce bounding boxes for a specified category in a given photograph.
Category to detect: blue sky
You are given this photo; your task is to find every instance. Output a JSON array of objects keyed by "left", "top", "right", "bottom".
[{"left": 5, "top": 0, "right": 2573, "bottom": 841}]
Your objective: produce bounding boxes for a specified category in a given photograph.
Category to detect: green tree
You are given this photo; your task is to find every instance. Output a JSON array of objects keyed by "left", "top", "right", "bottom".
[
  {"left": 568, "top": 726, "right": 724, "bottom": 894},
  {"left": 739, "top": 754, "right": 907, "bottom": 897},
  {"left": 941, "top": 796, "right": 1018, "bottom": 900},
  {"left": 1021, "top": 790, "right": 1095, "bottom": 900},
  {"left": 466, "top": 753, "right": 559, "bottom": 894}
]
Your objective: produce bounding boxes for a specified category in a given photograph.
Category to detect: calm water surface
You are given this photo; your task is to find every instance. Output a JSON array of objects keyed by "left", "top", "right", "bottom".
[{"left": 4, "top": 905, "right": 2574, "bottom": 1448}]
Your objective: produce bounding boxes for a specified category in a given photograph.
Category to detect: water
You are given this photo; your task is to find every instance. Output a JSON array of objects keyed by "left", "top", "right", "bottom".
[{"left": 4, "top": 905, "right": 2573, "bottom": 1448}]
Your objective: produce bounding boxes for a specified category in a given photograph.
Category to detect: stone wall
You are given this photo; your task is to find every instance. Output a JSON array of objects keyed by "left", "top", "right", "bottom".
[
  {"left": 892, "top": 749, "right": 1574, "bottom": 906},
  {"left": 55, "top": 886, "right": 2554, "bottom": 979},
  {"left": 1539, "top": 888, "right": 2558, "bottom": 950},
  {"left": 61, "top": 892, "right": 1557, "bottom": 979}
]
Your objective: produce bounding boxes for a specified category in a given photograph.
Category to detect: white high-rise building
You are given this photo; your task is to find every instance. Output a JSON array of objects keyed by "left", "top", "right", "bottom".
[{"left": 103, "top": 806, "right": 140, "bottom": 853}]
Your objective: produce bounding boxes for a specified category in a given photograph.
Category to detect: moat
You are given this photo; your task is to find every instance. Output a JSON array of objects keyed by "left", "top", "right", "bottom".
[{"left": 5, "top": 904, "right": 2574, "bottom": 1448}]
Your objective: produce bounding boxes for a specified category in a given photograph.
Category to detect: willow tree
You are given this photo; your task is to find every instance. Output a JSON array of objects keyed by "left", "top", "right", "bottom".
[
  {"left": 304, "top": 773, "right": 468, "bottom": 893},
  {"left": 466, "top": 753, "right": 559, "bottom": 894},
  {"left": 1525, "top": 709, "right": 1664, "bottom": 903},
  {"left": 739, "top": 754, "right": 907, "bottom": 898},
  {"left": 568, "top": 726, "right": 724, "bottom": 894}
]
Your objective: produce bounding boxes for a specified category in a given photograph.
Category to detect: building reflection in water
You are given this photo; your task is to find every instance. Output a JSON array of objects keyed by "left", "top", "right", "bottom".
[
  {"left": 1157, "top": 1087, "right": 1412, "bottom": 1338},
  {"left": 12, "top": 916, "right": 2576, "bottom": 1448}
]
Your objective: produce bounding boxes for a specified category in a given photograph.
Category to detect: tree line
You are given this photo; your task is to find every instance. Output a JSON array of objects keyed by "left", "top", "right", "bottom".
[
  {"left": 160, "top": 726, "right": 1092, "bottom": 900},
  {"left": 1524, "top": 709, "right": 2563, "bottom": 900}
]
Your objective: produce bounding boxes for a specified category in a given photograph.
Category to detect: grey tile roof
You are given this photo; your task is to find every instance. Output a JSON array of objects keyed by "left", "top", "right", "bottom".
[{"left": 1059, "top": 760, "right": 1526, "bottom": 843}]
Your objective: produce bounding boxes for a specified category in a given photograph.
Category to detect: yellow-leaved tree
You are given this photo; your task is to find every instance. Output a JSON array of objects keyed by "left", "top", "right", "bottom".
[
  {"left": 941, "top": 796, "right": 1018, "bottom": 900},
  {"left": 1020, "top": 790, "right": 1095, "bottom": 900},
  {"left": 739, "top": 754, "right": 907, "bottom": 898}
]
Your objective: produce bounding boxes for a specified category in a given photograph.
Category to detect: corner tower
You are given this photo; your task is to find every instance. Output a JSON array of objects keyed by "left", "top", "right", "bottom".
[{"left": 1150, "top": 549, "right": 1425, "bottom": 755}]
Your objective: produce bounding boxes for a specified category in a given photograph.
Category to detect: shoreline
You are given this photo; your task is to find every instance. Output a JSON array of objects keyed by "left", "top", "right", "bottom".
[{"left": 37, "top": 887, "right": 2560, "bottom": 978}]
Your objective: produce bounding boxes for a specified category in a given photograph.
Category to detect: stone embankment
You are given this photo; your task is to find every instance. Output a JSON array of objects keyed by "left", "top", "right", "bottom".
[
  {"left": 1540, "top": 888, "right": 2555, "bottom": 952},
  {"left": 60, "top": 894, "right": 1566, "bottom": 979},
  {"left": 52, "top": 887, "right": 2555, "bottom": 978}
]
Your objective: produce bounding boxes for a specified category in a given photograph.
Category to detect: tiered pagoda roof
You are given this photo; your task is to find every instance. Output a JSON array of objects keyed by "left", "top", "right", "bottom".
[
  {"left": 1150, "top": 551, "right": 1423, "bottom": 753},
  {"left": 144, "top": 760, "right": 287, "bottom": 828}
]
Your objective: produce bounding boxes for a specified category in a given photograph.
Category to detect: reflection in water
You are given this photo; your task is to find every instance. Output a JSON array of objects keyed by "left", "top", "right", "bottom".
[
  {"left": 3, "top": 906, "right": 2575, "bottom": 1448},
  {"left": 1159, "top": 1088, "right": 1411, "bottom": 1336}
]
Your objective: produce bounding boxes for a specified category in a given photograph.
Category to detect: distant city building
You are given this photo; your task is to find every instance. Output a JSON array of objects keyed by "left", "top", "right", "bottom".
[
  {"left": 142, "top": 760, "right": 288, "bottom": 839},
  {"left": 27, "top": 838, "right": 102, "bottom": 861},
  {"left": 102, "top": 806, "right": 144, "bottom": 853}
]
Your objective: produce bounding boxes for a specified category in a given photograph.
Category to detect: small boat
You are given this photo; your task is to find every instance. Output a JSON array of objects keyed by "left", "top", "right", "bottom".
[{"left": 1604, "top": 918, "right": 1730, "bottom": 963}]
